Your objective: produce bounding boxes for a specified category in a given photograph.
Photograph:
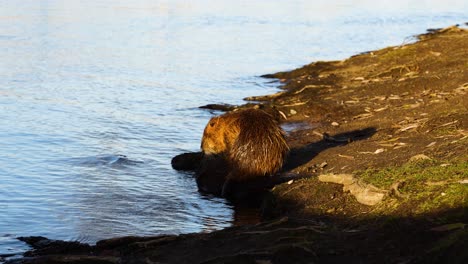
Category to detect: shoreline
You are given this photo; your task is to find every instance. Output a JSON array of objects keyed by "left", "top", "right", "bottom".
[{"left": 5, "top": 25, "right": 468, "bottom": 264}]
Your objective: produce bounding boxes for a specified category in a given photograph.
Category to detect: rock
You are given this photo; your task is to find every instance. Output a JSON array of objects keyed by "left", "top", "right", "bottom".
[
  {"left": 318, "top": 174, "right": 387, "bottom": 206},
  {"left": 319, "top": 173, "right": 355, "bottom": 185},
  {"left": 409, "top": 154, "right": 432, "bottom": 162},
  {"left": 374, "top": 148, "right": 385, "bottom": 154},
  {"left": 343, "top": 181, "right": 386, "bottom": 206},
  {"left": 318, "top": 162, "right": 328, "bottom": 169}
]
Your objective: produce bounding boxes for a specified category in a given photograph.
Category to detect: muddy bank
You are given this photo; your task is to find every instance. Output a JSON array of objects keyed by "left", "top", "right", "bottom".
[{"left": 6, "top": 25, "right": 468, "bottom": 264}]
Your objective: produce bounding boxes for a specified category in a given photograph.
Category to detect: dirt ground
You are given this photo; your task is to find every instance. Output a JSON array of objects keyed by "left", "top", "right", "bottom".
[
  {"left": 5, "top": 26, "right": 467, "bottom": 264},
  {"left": 260, "top": 25, "right": 467, "bottom": 221}
]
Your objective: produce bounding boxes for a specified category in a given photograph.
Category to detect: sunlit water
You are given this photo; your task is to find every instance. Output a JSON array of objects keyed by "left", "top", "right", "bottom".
[{"left": 0, "top": 0, "right": 466, "bottom": 259}]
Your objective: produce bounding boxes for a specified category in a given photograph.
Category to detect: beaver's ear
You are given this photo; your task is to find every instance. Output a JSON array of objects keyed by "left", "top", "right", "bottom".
[{"left": 209, "top": 121, "right": 215, "bottom": 127}]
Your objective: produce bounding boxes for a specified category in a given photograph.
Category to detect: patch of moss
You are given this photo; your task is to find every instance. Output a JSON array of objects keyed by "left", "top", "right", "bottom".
[
  {"left": 357, "top": 159, "right": 468, "bottom": 216},
  {"left": 432, "top": 125, "right": 462, "bottom": 137},
  {"left": 357, "top": 159, "right": 467, "bottom": 189},
  {"left": 378, "top": 46, "right": 416, "bottom": 64},
  {"left": 415, "top": 183, "right": 467, "bottom": 214}
]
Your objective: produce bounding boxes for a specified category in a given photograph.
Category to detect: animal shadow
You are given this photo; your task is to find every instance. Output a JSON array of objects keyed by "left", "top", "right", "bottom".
[{"left": 283, "top": 127, "right": 377, "bottom": 171}]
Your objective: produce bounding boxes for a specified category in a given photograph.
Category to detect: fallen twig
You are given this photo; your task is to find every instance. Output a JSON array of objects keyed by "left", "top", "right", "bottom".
[
  {"left": 293, "top": 84, "right": 331, "bottom": 95},
  {"left": 244, "top": 91, "right": 286, "bottom": 101}
]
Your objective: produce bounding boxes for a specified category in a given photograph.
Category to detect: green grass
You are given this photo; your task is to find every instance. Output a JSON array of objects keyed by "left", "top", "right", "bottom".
[
  {"left": 358, "top": 159, "right": 467, "bottom": 189},
  {"left": 357, "top": 159, "right": 468, "bottom": 215},
  {"left": 415, "top": 184, "right": 467, "bottom": 213}
]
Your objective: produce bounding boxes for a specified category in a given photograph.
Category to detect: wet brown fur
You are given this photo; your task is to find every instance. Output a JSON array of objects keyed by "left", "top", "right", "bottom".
[{"left": 201, "top": 109, "right": 289, "bottom": 181}]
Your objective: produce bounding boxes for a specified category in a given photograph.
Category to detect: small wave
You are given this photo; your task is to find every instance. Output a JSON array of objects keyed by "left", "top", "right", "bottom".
[
  {"left": 69, "top": 155, "right": 143, "bottom": 167},
  {"left": 70, "top": 234, "right": 98, "bottom": 245},
  {"left": 0, "top": 35, "right": 16, "bottom": 40}
]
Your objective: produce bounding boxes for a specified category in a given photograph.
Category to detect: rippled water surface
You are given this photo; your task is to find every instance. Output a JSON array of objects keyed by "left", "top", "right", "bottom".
[{"left": 1, "top": 0, "right": 467, "bottom": 257}]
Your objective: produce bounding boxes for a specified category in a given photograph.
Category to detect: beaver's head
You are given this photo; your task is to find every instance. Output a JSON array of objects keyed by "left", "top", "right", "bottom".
[
  {"left": 201, "top": 116, "right": 226, "bottom": 155},
  {"left": 201, "top": 114, "right": 241, "bottom": 155}
]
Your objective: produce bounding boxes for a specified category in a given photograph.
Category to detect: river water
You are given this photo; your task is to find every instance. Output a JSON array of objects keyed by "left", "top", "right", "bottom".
[{"left": 0, "top": 0, "right": 466, "bottom": 258}]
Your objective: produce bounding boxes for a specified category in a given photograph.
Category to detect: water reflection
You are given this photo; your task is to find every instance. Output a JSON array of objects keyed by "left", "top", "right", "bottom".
[{"left": 63, "top": 155, "right": 234, "bottom": 243}]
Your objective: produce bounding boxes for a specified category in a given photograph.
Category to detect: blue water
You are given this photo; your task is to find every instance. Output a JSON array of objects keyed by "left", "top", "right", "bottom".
[{"left": 1, "top": 0, "right": 467, "bottom": 259}]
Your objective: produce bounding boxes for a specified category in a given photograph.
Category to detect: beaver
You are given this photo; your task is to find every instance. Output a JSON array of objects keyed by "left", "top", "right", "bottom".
[{"left": 200, "top": 108, "right": 289, "bottom": 194}]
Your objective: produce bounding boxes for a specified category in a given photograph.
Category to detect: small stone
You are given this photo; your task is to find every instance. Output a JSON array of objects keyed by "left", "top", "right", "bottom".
[
  {"left": 319, "top": 162, "right": 328, "bottom": 169},
  {"left": 290, "top": 109, "right": 297, "bottom": 115},
  {"left": 331, "top": 122, "right": 339, "bottom": 126},
  {"left": 374, "top": 148, "right": 385, "bottom": 154},
  {"left": 409, "top": 154, "right": 432, "bottom": 162},
  {"left": 287, "top": 180, "right": 294, "bottom": 185}
]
